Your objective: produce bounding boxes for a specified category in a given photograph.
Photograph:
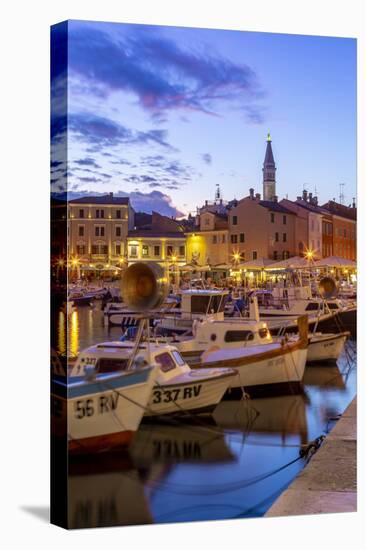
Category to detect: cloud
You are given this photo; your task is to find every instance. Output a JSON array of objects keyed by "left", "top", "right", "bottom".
[
  {"left": 74, "top": 157, "right": 101, "bottom": 169},
  {"left": 53, "top": 188, "right": 184, "bottom": 217},
  {"left": 51, "top": 112, "right": 176, "bottom": 153},
  {"left": 66, "top": 24, "right": 266, "bottom": 120},
  {"left": 202, "top": 153, "right": 212, "bottom": 165},
  {"left": 78, "top": 176, "right": 103, "bottom": 183}
]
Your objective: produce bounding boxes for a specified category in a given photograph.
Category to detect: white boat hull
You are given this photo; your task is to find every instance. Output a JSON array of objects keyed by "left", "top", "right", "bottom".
[
  {"left": 200, "top": 345, "right": 308, "bottom": 389},
  {"left": 52, "top": 367, "right": 157, "bottom": 453},
  {"left": 144, "top": 369, "right": 235, "bottom": 416},
  {"left": 307, "top": 333, "right": 348, "bottom": 362}
]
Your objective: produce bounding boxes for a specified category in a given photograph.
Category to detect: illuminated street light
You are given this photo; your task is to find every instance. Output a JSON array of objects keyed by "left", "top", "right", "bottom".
[{"left": 233, "top": 253, "right": 240, "bottom": 262}]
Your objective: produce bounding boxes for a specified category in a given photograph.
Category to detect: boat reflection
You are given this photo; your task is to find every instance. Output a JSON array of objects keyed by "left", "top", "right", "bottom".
[
  {"left": 130, "top": 422, "right": 234, "bottom": 468},
  {"left": 213, "top": 394, "right": 309, "bottom": 445},
  {"left": 303, "top": 364, "right": 346, "bottom": 390},
  {"left": 68, "top": 453, "right": 153, "bottom": 529}
]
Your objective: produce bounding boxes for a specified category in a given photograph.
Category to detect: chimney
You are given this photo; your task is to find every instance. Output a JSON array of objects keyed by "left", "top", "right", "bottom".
[
  {"left": 352, "top": 197, "right": 356, "bottom": 209},
  {"left": 296, "top": 196, "right": 302, "bottom": 201},
  {"left": 205, "top": 200, "right": 208, "bottom": 206},
  {"left": 255, "top": 193, "right": 261, "bottom": 200},
  {"left": 313, "top": 196, "right": 318, "bottom": 206},
  {"left": 109, "top": 192, "right": 113, "bottom": 198},
  {"left": 302, "top": 189, "right": 308, "bottom": 202},
  {"left": 273, "top": 195, "right": 278, "bottom": 203},
  {"left": 249, "top": 188, "right": 254, "bottom": 199},
  {"left": 309, "top": 192, "right": 313, "bottom": 203}
]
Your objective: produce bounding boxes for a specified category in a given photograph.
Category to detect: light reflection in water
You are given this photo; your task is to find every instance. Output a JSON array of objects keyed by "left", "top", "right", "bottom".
[
  {"left": 57, "top": 310, "right": 66, "bottom": 355},
  {"left": 70, "top": 310, "right": 79, "bottom": 358}
]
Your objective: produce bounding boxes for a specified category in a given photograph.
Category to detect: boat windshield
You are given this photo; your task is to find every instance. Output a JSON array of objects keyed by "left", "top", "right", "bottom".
[
  {"left": 191, "top": 294, "right": 227, "bottom": 314},
  {"left": 96, "top": 357, "right": 129, "bottom": 373},
  {"left": 155, "top": 352, "right": 177, "bottom": 372},
  {"left": 171, "top": 350, "right": 186, "bottom": 366}
]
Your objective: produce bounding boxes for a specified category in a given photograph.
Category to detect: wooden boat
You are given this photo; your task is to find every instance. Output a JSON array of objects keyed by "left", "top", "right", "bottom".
[
  {"left": 51, "top": 364, "right": 158, "bottom": 454},
  {"left": 149, "top": 313, "right": 345, "bottom": 366},
  {"left": 190, "top": 316, "right": 309, "bottom": 395},
  {"left": 69, "top": 341, "right": 237, "bottom": 416}
]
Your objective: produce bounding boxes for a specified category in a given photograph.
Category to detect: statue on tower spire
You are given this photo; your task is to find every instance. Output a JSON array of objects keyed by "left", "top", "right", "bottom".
[{"left": 263, "top": 132, "right": 276, "bottom": 201}]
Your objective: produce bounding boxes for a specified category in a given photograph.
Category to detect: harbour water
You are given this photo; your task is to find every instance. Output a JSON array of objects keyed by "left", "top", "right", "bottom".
[{"left": 56, "top": 302, "right": 357, "bottom": 528}]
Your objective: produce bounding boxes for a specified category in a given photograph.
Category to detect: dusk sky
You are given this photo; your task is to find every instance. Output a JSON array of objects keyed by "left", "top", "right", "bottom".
[{"left": 51, "top": 20, "right": 356, "bottom": 217}]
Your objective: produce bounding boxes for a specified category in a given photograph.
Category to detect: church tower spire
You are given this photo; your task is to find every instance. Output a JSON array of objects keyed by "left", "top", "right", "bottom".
[{"left": 263, "top": 132, "right": 276, "bottom": 201}]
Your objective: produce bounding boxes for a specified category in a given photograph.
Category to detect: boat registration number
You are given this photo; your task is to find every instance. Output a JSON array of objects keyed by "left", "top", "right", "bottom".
[
  {"left": 74, "top": 393, "right": 119, "bottom": 419},
  {"left": 153, "top": 385, "right": 202, "bottom": 404}
]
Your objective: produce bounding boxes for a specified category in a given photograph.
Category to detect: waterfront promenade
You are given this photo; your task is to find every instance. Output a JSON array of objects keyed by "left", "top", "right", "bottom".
[{"left": 266, "top": 397, "right": 357, "bottom": 517}]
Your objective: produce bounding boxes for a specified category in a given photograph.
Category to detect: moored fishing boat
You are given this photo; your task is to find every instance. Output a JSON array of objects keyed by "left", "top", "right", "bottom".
[
  {"left": 68, "top": 340, "right": 237, "bottom": 416},
  {"left": 283, "top": 331, "right": 349, "bottom": 363},
  {"left": 52, "top": 364, "right": 158, "bottom": 454},
  {"left": 190, "top": 316, "right": 309, "bottom": 396}
]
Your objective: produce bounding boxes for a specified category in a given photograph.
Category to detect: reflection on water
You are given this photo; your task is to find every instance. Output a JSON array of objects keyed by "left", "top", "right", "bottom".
[
  {"left": 57, "top": 311, "right": 66, "bottom": 356},
  {"left": 70, "top": 310, "right": 79, "bottom": 358},
  {"left": 56, "top": 303, "right": 357, "bottom": 527}
]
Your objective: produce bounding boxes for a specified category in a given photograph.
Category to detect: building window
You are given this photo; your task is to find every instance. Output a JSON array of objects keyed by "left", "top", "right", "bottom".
[
  {"left": 204, "top": 217, "right": 210, "bottom": 225},
  {"left": 115, "top": 244, "right": 121, "bottom": 255},
  {"left": 273, "top": 251, "right": 278, "bottom": 260},
  {"left": 232, "top": 215, "right": 238, "bottom": 225},
  {"left": 154, "top": 245, "right": 160, "bottom": 256},
  {"left": 222, "top": 234, "right": 226, "bottom": 243},
  {"left": 96, "top": 209, "right": 105, "bottom": 219},
  {"left": 344, "top": 228, "right": 347, "bottom": 237},
  {"left": 252, "top": 251, "right": 257, "bottom": 260},
  {"left": 240, "top": 233, "right": 245, "bottom": 243},
  {"left": 76, "top": 245, "right": 86, "bottom": 255},
  {"left": 79, "top": 209, "right": 84, "bottom": 218},
  {"left": 275, "top": 232, "right": 279, "bottom": 242},
  {"left": 271, "top": 213, "right": 275, "bottom": 223},
  {"left": 116, "top": 210, "right": 121, "bottom": 219},
  {"left": 116, "top": 226, "right": 121, "bottom": 237},
  {"left": 78, "top": 226, "right": 84, "bottom": 237},
  {"left": 91, "top": 244, "right": 108, "bottom": 255},
  {"left": 95, "top": 226, "right": 105, "bottom": 237},
  {"left": 142, "top": 245, "right": 149, "bottom": 257},
  {"left": 283, "top": 233, "right": 287, "bottom": 242},
  {"left": 283, "top": 250, "right": 289, "bottom": 259},
  {"left": 212, "top": 235, "right": 217, "bottom": 244},
  {"left": 231, "top": 235, "right": 238, "bottom": 244},
  {"left": 130, "top": 245, "right": 137, "bottom": 258},
  {"left": 167, "top": 245, "right": 173, "bottom": 257},
  {"left": 179, "top": 245, "right": 185, "bottom": 256},
  {"left": 283, "top": 215, "right": 287, "bottom": 225}
]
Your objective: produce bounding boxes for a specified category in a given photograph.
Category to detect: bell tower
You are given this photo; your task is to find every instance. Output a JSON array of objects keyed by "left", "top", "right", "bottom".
[{"left": 263, "top": 132, "right": 276, "bottom": 201}]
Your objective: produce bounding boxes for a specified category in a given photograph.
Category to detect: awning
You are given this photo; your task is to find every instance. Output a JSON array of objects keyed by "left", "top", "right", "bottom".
[{"left": 313, "top": 256, "right": 356, "bottom": 269}]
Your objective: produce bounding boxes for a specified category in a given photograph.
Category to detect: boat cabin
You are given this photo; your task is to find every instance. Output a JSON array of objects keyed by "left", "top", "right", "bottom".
[
  {"left": 179, "top": 289, "right": 228, "bottom": 320},
  {"left": 68, "top": 341, "right": 191, "bottom": 382}
]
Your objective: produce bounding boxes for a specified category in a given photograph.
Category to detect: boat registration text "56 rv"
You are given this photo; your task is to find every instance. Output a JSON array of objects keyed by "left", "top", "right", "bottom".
[
  {"left": 74, "top": 393, "right": 119, "bottom": 419},
  {"left": 153, "top": 385, "right": 202, "bottom": 404}
]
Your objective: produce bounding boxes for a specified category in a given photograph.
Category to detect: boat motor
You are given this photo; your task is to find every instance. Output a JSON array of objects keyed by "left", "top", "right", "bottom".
[
  {"left": 121, "top": 262, "right": 169, "bottom": 311},
  {"left": 318, "top": 276, "right": 338, "bottom": 299}
]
